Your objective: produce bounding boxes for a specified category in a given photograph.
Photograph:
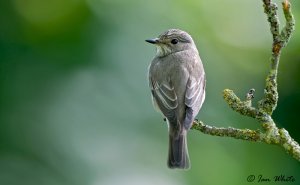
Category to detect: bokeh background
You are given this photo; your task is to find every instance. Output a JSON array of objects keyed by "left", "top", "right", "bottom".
[{"left": 0, "top": 0, "right": 299, "bottom": 184}]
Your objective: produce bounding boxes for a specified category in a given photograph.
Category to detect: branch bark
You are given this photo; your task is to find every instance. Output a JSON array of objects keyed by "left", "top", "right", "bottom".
[{"left": 192, "top": 0, "right": 299, "bottom": 161}]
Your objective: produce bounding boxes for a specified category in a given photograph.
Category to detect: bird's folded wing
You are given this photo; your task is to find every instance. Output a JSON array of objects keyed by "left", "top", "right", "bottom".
[
  {"left": 185, "top": 75, "right": 205, "bottom": 107},
  {"left": 184, "top": 74, "right": 205, "bottom": 128},
  {"left": 150, "top": 77, "right": 178, "bottom": 122}
]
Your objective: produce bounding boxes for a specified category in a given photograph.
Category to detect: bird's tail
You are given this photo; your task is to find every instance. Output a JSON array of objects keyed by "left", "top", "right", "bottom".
[{"left": 168, "top": 129, "right": 190, "bottom": 169}]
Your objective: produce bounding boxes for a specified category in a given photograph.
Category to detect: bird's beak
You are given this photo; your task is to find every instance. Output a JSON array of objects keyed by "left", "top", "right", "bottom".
[{"left": 145, "top": 38, "right": 159, "bottom": 44}]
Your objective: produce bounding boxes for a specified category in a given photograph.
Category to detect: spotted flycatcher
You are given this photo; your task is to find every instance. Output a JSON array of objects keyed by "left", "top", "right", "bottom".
[{"left": 146, "top": 29, "right": 206, "bottom": 169}]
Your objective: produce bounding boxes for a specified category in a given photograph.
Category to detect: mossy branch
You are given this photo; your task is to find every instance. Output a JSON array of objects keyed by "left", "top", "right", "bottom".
[{"left": 192, "top": 0, "right": 300, "bottom": 162}]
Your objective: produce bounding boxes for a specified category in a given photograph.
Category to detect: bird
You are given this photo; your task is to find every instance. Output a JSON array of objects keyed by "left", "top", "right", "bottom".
[{"left": 146, "top": 29, "right": 206, "bottom": 169}]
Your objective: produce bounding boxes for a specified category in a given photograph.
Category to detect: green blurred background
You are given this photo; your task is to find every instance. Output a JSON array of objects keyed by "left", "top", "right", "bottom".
[{"left": 0, "top": 0, "right": 299, "bottom": 184}]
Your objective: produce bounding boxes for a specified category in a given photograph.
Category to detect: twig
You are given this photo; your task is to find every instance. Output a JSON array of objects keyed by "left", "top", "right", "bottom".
[{"left": 192, "top": 0, "right": 299, "bottom": 162}]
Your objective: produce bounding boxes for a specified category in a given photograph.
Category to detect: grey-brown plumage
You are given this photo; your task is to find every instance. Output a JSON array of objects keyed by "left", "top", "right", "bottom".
[{"left": 146, "top": 29, "right": 206, "bottom": 169}]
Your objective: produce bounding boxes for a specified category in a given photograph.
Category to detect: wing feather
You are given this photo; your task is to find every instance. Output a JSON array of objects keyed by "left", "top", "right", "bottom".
[
  {"left": 185, "top": 75, "right": 205, "bottom": 108},
  {"left": 183, "top": 74, "right": 205, "bottom": 129},
  {"left": 150, "top": 77, "right": 178, "bottom": 123}
]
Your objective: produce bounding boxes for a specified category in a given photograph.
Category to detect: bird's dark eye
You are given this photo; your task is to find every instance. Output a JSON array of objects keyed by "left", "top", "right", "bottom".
[{"left": 171, "top": 39, "right": 179, "bottom": 44}]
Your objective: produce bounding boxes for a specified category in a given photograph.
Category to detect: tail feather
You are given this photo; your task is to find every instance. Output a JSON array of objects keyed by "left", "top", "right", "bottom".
[{"left": 168, "top": 130, "right": 190, "bottom": 169}]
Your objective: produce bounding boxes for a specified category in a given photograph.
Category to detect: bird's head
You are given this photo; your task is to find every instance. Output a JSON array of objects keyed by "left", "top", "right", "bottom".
[{"left": 146, "top": 29, "right": 196, "bottom": 57}]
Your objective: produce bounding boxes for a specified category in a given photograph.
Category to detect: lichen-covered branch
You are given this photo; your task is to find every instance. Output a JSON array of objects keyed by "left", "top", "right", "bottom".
[
  {"left": 192, "top": 121, "right": 261, "bottom": 142},
  {"left": 192, "top": 0, "right": 300, "bottom": 162},
  {"left": 192, "top": 119, "right": 300, "bottom": 161},
  {"left": 223, "top": 89, "right": 267, "bottom": 122},
  {"left": 281, "top": 1, "right": 295, "bottom": 47}
]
